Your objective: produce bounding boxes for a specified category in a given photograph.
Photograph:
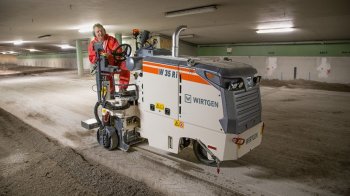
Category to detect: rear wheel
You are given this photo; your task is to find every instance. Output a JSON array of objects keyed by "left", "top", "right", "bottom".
[
  {"left": 101, "top": 128, "right": 119, "bottom": 150},
  {"left": 193, "top": 140, "right": 216, "bottom": 166},
  {"left": 108, "top": 133, "right": 119, "bottom": 150},
  {"left": 97, "top": 128, "right": 101, "bottom": 144}
]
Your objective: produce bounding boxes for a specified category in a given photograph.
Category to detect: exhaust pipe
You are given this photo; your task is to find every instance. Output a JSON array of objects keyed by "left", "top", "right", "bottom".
[{"left": 172, "top": 25, "right": 187, "bottom": 57}]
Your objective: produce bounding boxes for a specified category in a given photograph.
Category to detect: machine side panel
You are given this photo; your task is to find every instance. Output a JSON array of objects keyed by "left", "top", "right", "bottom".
[
  {"left": 140, "top": 111, "right": 227, "bottom": 158},
  {"left": 180, "top": 70, "right": 224, "bottom": 132},
  {"left": 141, "top": 61, "right": 179, "bottom": 119},
  {"left": 139, "top": 59, "right": 180, "bottom": 154}
]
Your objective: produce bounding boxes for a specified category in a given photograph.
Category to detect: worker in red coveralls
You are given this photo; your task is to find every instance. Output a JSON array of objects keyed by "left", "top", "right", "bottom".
[{"left": 88, "top": 23, "right": 130, "bottom": 93}]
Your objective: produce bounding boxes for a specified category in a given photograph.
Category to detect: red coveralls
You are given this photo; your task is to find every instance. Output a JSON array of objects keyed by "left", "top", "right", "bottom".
[{"left": 88, "top": 34, "right": 130, "bottom": 92}]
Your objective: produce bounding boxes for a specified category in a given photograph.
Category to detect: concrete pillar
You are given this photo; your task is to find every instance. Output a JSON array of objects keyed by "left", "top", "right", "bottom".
[
  {"left": 115, "top": 33, "right": 122, "bottom": 44},
  {"left": 76, "top": 39, "right": 83, "bottom": 77}
]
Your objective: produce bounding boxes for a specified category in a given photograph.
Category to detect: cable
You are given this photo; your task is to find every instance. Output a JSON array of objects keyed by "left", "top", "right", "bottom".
[
  {"left": 91, "top": 84, "right": 97, "bottom": 92},
  {"left": 94, "top": 102, "right": 102, "bottom": 127}
]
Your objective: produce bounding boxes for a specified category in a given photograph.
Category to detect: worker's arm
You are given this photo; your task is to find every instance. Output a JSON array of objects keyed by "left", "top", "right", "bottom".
[{"left": 88, "top": 41, "right": 96, "bottom": 64}]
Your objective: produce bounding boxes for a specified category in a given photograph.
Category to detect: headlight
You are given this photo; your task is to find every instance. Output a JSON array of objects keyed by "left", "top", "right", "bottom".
[
  {"left": 230, "top": 82, "right": 239, "bottom": 89},
  {"left": 227, "top": 79, "right": 244, "bottom": 91},
  {"left": 253, "top": 76, "right": 261, "bottom": 84},
  {"left": 238, "top": 81, "right": 244, "bottom": 88}
]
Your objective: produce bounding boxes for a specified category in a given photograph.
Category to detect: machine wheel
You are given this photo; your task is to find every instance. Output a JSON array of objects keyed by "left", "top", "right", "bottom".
[
  {"left": 102, "top": 128, "right": 119, "bottom": 150},
  {"left": 97, "top": 128, "right": 101, "bottom": 144},
  {"left": 193, "top": 140, "right": 216, "bottom": 166}
]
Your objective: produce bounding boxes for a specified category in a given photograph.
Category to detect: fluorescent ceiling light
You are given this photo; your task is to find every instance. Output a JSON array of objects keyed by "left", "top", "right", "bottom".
[
  {"left": 27, "top": 48, "right": 40, "bottom": 52},
  {"left": 7, "top": 51, "right": 18, "bottom": 54},
  {"left": 165, "top": 5, "right": 217, "bottom": 17},
  {"left": 13, "top": 40, "right": 24, "bottom": 45},
  {"left": 57, "top": 44, "right": 75, "bottom": 49},
  {"left": 256, "top": 28, "right": 295, "bottom": 34},
  {"left": 257, "top": 21, "right": 294, "bottom": 30}
]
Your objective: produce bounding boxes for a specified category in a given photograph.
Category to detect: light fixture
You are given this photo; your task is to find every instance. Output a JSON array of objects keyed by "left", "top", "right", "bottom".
[
  {"left": 57, "top": 44, "right": 75, "bottom": 49},
  {"left": 256, "top": 27, "right": 295, "bottom": 34},
  {"left": 27, "top": 48, "right": 40, "bottom": 52},
  {"left": 179, "top": 34, "right": 195, "bottom": 38},
  {"left": 13, "top": 40, "right": 24, "bottom": 45},
  {"left": 165, "top": 5, "right": 217, "bottom": 17},
  {"left": 257, "top": 20, "right": 294, "bottom": 30},
  {"left": 7, "top": 51, "right": 18, "bottom": 54}
]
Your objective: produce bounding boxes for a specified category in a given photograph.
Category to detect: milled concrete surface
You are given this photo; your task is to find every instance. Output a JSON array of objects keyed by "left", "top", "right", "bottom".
[
  {"left": 0, "top": 108, "right": 163, "bottom": 196},
  {"left": 0, "top": 70, "right": 349, "bottom": 196}
]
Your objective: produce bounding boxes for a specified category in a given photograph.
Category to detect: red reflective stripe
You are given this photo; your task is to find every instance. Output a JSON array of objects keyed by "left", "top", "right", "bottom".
[
  {"left": 142, "top": 65, "right": 158, "bottom": 74},
  {"left": 181, "top": 73, "right": 209, "bottom": 85},
  {"left": 208, "top": 145, "right": 217, "bottom": 150},
  {"left": 142, "top": 63, "right": 209, "bottom": 85},
  {"left": 143, "top": 61, "right": 177, "bottom": 71},
  {"left": 232, "top": 137, "right": 245, "bottom": 145}
]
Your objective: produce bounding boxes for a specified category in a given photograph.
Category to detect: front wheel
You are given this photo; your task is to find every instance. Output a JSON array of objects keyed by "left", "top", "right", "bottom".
[
  {"left": 98, "top": 128, "right": 119, "bottom": 150},
  {"left": 193, "top": 140, "right": 216, "bottom": 166}
]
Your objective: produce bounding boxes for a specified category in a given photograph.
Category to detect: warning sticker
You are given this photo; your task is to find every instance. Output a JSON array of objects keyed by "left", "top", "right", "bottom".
[
  {"left": 156, "top": 102, "right": 164, "bottom": 110},
  {"left": 101, "top": 108, "right": 107, "bottom": 115},
  {"left": 174, "top": 120, "right": 184, "bottom": 128}
]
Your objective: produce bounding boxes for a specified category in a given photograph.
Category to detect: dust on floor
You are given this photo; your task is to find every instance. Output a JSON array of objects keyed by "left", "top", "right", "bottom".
[
  {"left": 261, "top": 79, "right": 350, "bottom": 92},
  {"left": 0, "top": 108, "right": 163, "bottom": 196}
]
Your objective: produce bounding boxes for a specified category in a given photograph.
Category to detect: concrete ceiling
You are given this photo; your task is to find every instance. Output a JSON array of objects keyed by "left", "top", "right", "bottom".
[{"left": 0, "top": 0, "right": 350, "bottom": 53}]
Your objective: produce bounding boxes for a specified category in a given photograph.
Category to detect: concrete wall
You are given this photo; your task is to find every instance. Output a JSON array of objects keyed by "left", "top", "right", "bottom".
[
  {"left": 8, "top": 42, "right": 350, "bottom": 84},
  {"left": 16, "top": 53, "right": 91, "bottom": 70},
  {"left": 14, "top": 36, "right": 197, "bottom": 71},
  {"left": 0, "top": 54, "right": 17, "bottom": 64},
  {"left": 200, "top": 56, "right": 350, "bottom": 84}
]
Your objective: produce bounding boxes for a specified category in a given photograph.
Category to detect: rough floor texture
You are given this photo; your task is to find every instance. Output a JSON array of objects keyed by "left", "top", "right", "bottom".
[
  {"left": 0, "top": 69, "right": 349, "bottom": 196},
  {"left": 0, "top": 108, "right": 163, "bottom": 196},
  {"left": 243, "top": 87, "right": 350, "bottom": 195},
  {"left": 261, "top": 79, "right": 350, "bottom": 92}
]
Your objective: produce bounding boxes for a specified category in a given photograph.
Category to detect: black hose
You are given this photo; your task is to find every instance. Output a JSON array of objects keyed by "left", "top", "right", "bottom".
[{"left": 94, "top": 102, "right": 102, "bottom": 127}]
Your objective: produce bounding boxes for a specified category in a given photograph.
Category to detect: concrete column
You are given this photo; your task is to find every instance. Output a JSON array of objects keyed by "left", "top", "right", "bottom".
[
  {"left": 115, "top": 33, "right": 122, "bottom": 44},
  {"left": 76, "top": 39, "right": 83, "bottom": 77}
]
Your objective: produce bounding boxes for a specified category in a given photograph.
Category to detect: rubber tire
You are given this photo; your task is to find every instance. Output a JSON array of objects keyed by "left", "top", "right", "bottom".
[
  {"left": 102, "top": 129, "right": 119, "bottom": 151},
  {"left": 97, "top": 128, "right": 101, "bottom": 144},
  {"left": 108, "top": 133, "right": 119, "bottom": 151},
  {"left": 193, "top": 140, "right": 216, "bottom": 166}
]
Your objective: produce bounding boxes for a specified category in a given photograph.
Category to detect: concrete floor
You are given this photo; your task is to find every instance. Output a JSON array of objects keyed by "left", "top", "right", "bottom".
[
  {"left": 0, "top": 70, "right": 349, "bottom": 196},
  {"left": 0, "top": 108, "right": 162, "bottom": 196}
]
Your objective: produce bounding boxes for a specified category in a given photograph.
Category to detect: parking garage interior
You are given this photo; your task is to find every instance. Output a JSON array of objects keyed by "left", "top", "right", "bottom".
[{"left": 0, "top": 1, "right": 350, "bottom": 196}]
